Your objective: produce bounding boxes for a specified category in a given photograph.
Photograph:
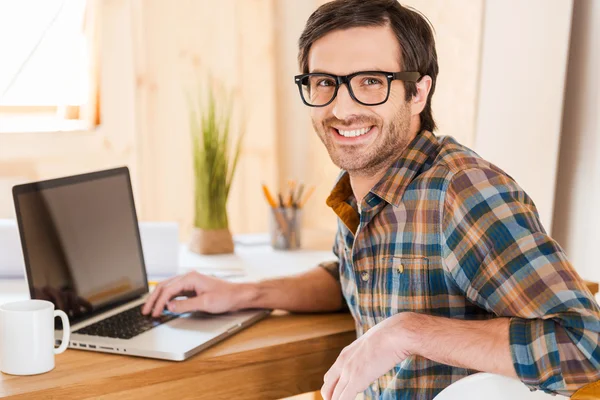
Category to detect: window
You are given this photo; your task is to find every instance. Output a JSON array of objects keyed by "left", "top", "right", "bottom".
[{"left": 0, "top": 0, "right": 94, "bottom": 133}]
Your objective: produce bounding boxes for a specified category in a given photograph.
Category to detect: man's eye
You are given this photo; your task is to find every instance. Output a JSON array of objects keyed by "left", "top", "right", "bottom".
[
  {"left": 317, "top": 79, "right": 335, "bottom": 87},
  {"left": 363, "top": 78, "right": 382, "bottom": 85}
]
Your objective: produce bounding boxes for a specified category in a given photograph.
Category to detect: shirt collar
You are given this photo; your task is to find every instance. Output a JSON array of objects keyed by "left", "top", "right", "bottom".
[
  {"left": 325, "top": 171, "right": 360, "bottom": 233},
  {"left": 326, "top": 130, "right": 439, "bottom": 228}
]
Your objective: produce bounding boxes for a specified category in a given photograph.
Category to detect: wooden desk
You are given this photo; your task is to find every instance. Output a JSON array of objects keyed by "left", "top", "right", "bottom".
[{"left": 0, "top": 311, "right": 356, "bottom": 399}]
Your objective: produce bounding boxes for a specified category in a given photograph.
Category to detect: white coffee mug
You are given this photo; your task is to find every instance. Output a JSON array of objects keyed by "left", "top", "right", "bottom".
[{"left": 0, "top": 299, "right": 70, "bottom": 375}]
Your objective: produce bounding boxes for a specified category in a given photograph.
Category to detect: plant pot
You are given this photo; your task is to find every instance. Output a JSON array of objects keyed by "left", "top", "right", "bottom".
[{"left": 189, "top": 227, "right": 234, "bottom": 255}]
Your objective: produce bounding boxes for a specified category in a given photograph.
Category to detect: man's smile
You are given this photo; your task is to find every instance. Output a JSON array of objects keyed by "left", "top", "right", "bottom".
[{"left": 329, "top": 125, "right": 377, "bottom": 143}]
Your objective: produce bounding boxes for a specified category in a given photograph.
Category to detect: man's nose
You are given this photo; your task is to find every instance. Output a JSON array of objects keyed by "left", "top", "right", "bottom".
[{"left": 331, "top": 84, "right": 362, "bottom": 121}]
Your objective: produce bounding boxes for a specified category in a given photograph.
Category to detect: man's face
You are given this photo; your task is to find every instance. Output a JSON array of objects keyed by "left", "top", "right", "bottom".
[{"left": 308, "top": 25, "right": 414, "bottom": 176}]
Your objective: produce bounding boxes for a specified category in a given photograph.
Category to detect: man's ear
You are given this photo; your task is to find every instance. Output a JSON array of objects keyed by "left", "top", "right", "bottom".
[{"left": 411, "top": 75, "right": 432, "bottom": 116}]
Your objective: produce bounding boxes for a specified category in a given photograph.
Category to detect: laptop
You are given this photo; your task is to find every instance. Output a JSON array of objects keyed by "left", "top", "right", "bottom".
[{"left": 12, "top": 167, "right": 270, "bottom": 361}]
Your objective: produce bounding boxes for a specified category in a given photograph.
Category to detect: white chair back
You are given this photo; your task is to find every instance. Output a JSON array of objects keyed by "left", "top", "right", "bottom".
[{"left": 434, "top": 373, "right": 559, "bottom": 400}]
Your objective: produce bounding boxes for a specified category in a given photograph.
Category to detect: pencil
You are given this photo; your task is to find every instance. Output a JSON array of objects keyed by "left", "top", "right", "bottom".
[
  {"left": 286, "top": 180, "right": 296, "bottom": 207},
  {"left": 262, "top": 184, "right": 291, "bottom": 236},
  {"left": 298, "top": 185, "right": 315, "bottom": 208},
  {"left": 294, "top": 184, "right": 305, "bottom": 208},
  {"left": 262, "top": 184, "right": 278, "bottom": 208}
]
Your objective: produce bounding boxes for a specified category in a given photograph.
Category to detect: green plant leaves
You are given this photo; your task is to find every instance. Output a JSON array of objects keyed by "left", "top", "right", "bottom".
[{"left": 188, "top": 82, "right": 244, "bottom": 230}]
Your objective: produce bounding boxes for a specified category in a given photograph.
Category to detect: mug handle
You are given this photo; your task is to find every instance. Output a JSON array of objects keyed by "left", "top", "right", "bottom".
[{"left": 54, "top": 310, "right": 71, "bottom": 354}]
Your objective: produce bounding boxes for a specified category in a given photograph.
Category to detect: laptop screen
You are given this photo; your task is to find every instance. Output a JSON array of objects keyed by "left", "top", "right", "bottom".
[{"left": 13, "top": 167, "right": 148, "bottom": 326}]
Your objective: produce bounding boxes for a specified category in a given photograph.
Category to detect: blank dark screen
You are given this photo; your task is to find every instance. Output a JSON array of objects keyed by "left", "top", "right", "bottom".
[{"left": 16, "top": 173, "right": 146, "bottom": 325}]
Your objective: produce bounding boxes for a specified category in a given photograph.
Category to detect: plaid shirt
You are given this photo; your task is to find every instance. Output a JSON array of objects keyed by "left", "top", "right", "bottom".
[{"left": 320, "top": 130, "right": 600, "bottom": 400}]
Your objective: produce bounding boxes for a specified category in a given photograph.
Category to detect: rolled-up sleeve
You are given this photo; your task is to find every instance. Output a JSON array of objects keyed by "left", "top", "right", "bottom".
[{"left": 441, "top": 167, "right": 600, "bottom": 396}]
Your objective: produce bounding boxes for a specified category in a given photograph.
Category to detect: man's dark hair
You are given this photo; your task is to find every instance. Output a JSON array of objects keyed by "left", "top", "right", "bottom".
[{"left": 298, "top": 0, "right": 438, "bottom": 132}]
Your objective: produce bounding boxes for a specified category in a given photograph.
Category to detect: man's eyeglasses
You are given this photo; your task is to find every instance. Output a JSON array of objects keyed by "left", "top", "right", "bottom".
[{"left": 294, "top": 71, "right": 421, "bottom": 107}]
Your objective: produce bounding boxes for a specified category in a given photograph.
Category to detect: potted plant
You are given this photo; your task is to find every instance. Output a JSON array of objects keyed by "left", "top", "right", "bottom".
[{"left": 188, "top": 83, "right": 243, "bottom": 255}]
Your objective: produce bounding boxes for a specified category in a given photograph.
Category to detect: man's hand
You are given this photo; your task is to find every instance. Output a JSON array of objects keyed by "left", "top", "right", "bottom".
[
  {"left": 322, "top": 312, "right": 516, "bottom": 400},
  {"left": 321, "top": 312, "right": 415, "bottom": 400},
  {"left": 142, "top": 271, "right": 251, "bottom": 317}
]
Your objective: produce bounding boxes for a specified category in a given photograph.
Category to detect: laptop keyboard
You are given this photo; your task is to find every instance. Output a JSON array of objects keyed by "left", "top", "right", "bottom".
[{"left": 73, "top": 304, "right": 179, "bottom": 340}]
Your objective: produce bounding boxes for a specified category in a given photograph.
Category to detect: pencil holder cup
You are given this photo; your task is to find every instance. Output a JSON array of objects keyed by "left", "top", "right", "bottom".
[{"left": 269, "top": 207, "right": 302, "bottom": 250}]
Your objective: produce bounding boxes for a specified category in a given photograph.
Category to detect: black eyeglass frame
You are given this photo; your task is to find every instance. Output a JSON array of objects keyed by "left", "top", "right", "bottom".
[{"left": 294, "top": 71, "right": 421, "bottom": 107}]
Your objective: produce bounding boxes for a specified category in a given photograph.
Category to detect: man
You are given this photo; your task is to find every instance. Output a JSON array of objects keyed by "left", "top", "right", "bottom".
[{"left": 143, "top": 1, "right": 600, "bottom": 399}]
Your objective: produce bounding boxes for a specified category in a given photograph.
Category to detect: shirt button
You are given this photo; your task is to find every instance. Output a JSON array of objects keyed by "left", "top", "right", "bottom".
[
  {"left": 361, "top": 272, "right": 370, "bottom": 282},
  {"left": 371, "top": 383, "right": 378, "bottom": 392},
  {"left": 397, "top": 263, "right": 404, "bottom": 273}
]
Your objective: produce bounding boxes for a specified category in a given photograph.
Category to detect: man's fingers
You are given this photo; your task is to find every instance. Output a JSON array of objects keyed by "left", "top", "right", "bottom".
[
  {"left": 151, "top": 283, "right": 183, "bottom": 317},
  {"left": 142, "top": 285, "right": 162, "bottom": 314},
  {"left": 338, "top": 384, "right": 358, "bottom": 400},
  {"left": 168, "top": 294, "right": 205, "bottom": 314},
  {"left": 331, "top": 370, "right": 350, "bottom": 400},
  {"left": 151, "top": 279, "right": 197, "bottom": 317},
  {"left": 142, "top": 277, "right": 176, "bottom": 314},
  {"left": 322, "top": 341, "right": 360, "bottom": 400},
  {"left": 321, "top": 374, "right": 339, "bottom": 400},
  {"left": 325, "top": 344, "right": 352, "bottom": 381},
  {"left": 322, "top": 361, "right": 343, "bottom": 400}
]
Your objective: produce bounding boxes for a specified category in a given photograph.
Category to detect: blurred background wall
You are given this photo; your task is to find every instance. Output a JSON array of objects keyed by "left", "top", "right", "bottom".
[
  {"left": 1, "top": 0, "right": 598, "bottom": 283},
  {"left": 553, "top": 0, "right": 600, "bottom": 287}
]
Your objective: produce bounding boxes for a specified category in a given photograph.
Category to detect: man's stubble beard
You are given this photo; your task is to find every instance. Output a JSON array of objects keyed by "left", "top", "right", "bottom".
[{"left": 313, "top": 102, "right": 412, "bottom": 177}]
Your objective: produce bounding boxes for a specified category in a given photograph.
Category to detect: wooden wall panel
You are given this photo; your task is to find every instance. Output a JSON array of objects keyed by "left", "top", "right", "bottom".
[{"left": 135, "top": 0, "right": 277, "bottom": 238}]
